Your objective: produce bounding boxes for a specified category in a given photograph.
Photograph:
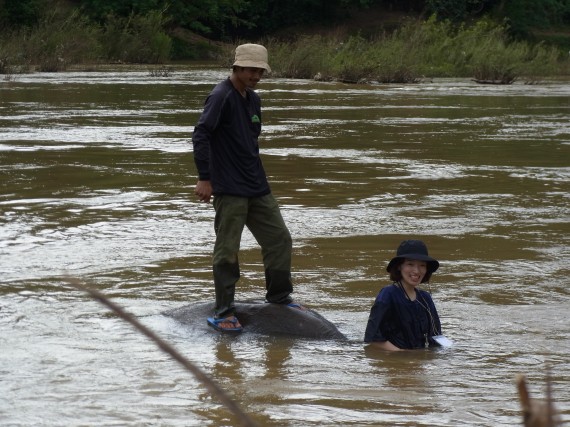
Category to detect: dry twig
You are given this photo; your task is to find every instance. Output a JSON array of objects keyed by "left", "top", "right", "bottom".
[
  {"left": 65, "top": 277, "right": 258, "bottom": 427},
  {"left": 516, "top": 370, "right": 562, "bottom": 427}
]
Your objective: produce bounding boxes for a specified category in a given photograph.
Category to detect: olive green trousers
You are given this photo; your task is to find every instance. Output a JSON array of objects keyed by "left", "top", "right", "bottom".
[{"left": 212, "top": 194, "right": 293, "bottom": 318}]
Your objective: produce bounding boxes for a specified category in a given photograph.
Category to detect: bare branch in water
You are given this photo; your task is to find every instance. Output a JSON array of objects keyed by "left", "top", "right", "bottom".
[
  {"left": 516, "top": 367, "right": 562, "bottom": 427},
  {"left": 65, "top": 277, "right": 258, "bottom": 427}
]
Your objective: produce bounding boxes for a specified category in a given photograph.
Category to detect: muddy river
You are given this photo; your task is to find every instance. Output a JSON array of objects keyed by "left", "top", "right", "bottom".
[{"left": 1, "top": 69, "right": 569, "bottom": 426}]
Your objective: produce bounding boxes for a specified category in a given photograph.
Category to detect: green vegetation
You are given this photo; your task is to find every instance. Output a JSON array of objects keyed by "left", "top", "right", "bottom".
[
  {"left": 267, "top": 18, "right": 567, "bottom": 83},
  {"left": 100, "top": 11, "right": 171, "bottom": 64},
  {"left": 0, "top": 2, "right": 172, "bottom": 73},
  {"left": 1, "top": 0, "right": 569, "bottom": 81},
  {"left": 2, "top": 9, "right": 101, "bottom": 73}
]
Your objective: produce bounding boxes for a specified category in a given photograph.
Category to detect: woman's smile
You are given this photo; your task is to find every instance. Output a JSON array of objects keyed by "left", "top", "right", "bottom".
[{"left": 400, "top": 259, "right": 427, "bottom": 289}]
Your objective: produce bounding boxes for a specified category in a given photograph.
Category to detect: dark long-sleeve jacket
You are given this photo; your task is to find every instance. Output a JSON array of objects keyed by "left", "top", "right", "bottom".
[
  {"left": 192, "top": 78, "right": 270, "bottom": 197},
  {"left": 364, "top": 283, "right": 442, "bottom": 349}
]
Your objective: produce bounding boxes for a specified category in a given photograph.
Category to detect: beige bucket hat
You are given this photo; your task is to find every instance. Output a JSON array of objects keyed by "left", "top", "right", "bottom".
[{"left": 232, "top": 44, "right": 271, "bottom": 73}]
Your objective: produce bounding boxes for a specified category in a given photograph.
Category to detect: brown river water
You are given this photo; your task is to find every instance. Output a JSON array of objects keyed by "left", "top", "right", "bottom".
[{"left": 1, "top": 69, "right": 569, "bottom": 426}]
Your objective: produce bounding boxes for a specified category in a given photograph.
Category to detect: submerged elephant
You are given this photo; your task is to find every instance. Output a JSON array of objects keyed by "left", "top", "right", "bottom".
[{"left": 164, "top": 300, "right": 346, "bottom": 340}]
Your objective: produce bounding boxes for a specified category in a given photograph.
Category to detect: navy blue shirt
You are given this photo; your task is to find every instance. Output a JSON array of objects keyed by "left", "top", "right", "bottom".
[
  {"left": 364, "top": 283, "right": 442, "bottom": 349},
  {"left": 192, "top": 78, "right": 271, "bottom": 198}
]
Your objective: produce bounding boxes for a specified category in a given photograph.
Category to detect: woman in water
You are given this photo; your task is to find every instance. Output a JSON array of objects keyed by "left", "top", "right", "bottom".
[{"left": 364, "top": 239, "right": 445, "bottom": 350}]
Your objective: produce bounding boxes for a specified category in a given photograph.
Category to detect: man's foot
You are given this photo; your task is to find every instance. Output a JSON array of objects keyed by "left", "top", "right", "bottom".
[{"left": 207, "top": 315, "right": 243, "bottom": 332}]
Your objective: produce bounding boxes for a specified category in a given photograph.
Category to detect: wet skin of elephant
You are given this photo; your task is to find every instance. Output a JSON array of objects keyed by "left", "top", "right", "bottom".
[{"left": 164, "top": 300, "right": 347, "bottom": 340}]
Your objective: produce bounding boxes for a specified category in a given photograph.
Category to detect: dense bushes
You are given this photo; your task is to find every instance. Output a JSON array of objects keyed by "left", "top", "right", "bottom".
[
  {"left": 1, "top": 10, "right": 99, "bottom": 73},
  {"left": 266, "top": 17, "right": 567, "bottom": 83},
  {"left": 0, "top": 7, "right": 171, "bottom": 74},
  {"left": 100, "top": 11, "right": 171, "bottom": 63},
  {"left": 0, "top": 2, "right": 567, "bottom": 82}
]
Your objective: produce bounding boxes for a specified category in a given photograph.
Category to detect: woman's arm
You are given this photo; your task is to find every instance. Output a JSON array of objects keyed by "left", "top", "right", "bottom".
[{"left": 369, "top": 340, "right": 402, "bottom": 351}]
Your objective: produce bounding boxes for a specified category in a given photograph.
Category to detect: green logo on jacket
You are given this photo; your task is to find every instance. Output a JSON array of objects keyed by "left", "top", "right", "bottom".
[{"left": 251, "top": 114, "right": 260, "bottom": 123}]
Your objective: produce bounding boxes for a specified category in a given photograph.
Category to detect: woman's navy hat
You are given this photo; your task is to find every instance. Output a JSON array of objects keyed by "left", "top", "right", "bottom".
[{"left": 386, "top": 240, "right": 439, "bottom": 273}]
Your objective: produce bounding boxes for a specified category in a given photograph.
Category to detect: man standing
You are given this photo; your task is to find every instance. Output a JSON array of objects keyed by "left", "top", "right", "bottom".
[{"left": 192, "top": 44, "right": 301, "bottom": 332}]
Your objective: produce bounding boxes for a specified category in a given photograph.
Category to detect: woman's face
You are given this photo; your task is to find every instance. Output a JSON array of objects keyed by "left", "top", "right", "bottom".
[{"left": 399, "top": 259, "right": 427, "bottom": 288}]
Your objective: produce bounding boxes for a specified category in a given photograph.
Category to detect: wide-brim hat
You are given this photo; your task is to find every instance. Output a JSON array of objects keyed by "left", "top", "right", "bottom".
[
  {"left": 233, "top": 43, "right": 271, "bottom": 73},
  {"left": 386, "top": 239, "right": 439, "bottom": 273}
]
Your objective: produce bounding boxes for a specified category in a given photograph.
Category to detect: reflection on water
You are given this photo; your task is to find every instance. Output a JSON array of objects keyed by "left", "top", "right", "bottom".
[{"left": 1, "top": 70, "right": 569, "bottom": 426}]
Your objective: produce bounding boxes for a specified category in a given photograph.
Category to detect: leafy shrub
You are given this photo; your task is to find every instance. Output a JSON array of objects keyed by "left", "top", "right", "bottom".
[
  {"left": 101, "top": 11, "right": 171, "bottom": 64},
  {"left": 267, "top": 35, "right": 335, "bottom": 79},
  {"left": 25, "top": 9, "right": 101, "bottom": 71},
  {"left": 268, "top": 16, "right": 568, "bottom": 83}
]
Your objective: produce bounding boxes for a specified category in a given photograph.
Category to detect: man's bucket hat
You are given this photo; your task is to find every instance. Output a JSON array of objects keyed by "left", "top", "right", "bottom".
[
  {"left": 387, "top": 240, "right": 440, "bottom": 273},
  {"left": 233, "top": 44, "right": 271, "bottom": 73}
]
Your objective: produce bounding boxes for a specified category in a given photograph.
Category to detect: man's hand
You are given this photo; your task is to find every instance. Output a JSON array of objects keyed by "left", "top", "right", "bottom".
[{"left": 195, "top": 180, "right": 213, "bottom": 203}]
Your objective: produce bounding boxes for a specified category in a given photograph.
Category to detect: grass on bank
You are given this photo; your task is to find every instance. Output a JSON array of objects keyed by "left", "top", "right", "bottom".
[
  {"left": 0, "top": 9, "right": 171, "bottom": 75},
  {"left": 1, "top": 11, "right": 568, "bottom": 83},
  {"left": 265, "top": 17, "right": 568, "bottom": 83}
]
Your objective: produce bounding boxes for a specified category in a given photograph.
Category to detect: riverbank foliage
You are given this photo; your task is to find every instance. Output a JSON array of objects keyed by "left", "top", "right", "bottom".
[
  {"left": 266, "top": 18, "right": 567, "bottom": 83},
  {"left": 0, "top": 3, "right": 172, "bottom": 73},
  {"left": 0, "top": 0, "right": 568, "bottom": 82}
]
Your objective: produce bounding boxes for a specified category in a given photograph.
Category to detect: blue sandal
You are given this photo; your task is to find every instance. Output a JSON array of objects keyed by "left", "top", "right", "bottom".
[{"left": 207, "top": 316, "right": 243, "bottom": 332}]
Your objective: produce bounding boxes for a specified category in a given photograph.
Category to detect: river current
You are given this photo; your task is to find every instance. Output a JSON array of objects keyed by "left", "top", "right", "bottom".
[{"left": 1, "top": 69, "right": 569, "bottom": 426}]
